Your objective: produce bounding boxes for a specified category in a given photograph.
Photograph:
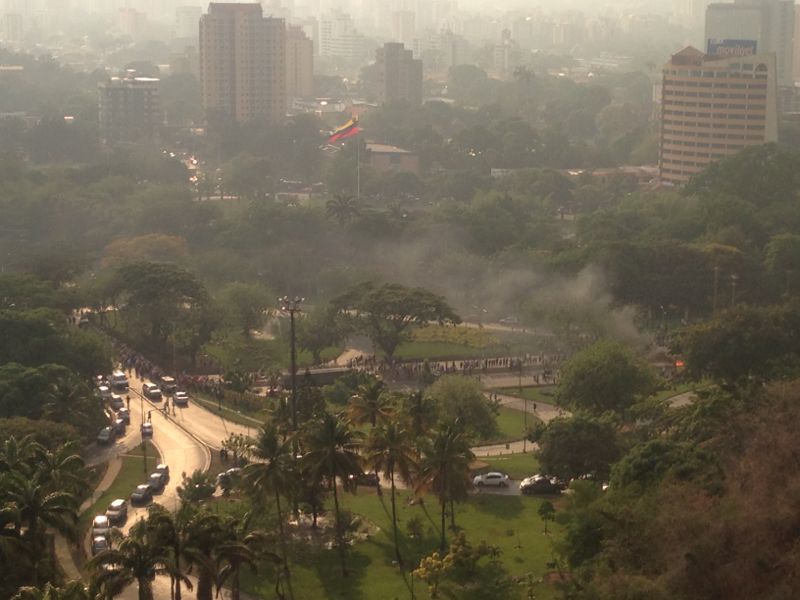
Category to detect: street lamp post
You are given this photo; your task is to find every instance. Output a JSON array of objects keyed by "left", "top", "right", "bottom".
[
  {"left": 279, "top": 296, "right": 304, "bottom": 434},
  {"left": 140, "top": 392, "right": 147, "bottom": 473}
]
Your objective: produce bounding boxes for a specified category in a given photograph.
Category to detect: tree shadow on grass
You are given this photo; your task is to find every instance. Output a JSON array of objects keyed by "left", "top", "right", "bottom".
[
  {"left": 468, "top": 493, "right": 526, "bottom": 518},
  {"left": 292, "top": 542, "right": 372, "bottom": 600}
]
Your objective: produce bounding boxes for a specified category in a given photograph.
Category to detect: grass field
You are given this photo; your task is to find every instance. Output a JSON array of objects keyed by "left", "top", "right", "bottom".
[
  {"left": 191, "top": 390, "right": 268, "bottom": 427},
  {"left": 80, "top": 441, "right": 161, "bottom": 528},
  {"left": 235, "top": 488, "right": 561, "bottom": 600},
  {"left": 495, "top": 386, "right": 558, "bottom": 405},
  {"left": 491, "top": 406, "right": 537, "bottom": 444}
]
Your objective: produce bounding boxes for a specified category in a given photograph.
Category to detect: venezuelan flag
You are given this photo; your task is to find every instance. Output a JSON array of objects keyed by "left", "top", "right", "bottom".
[{"left": 327, "top": 117, "right": 362, "bottom": 144}]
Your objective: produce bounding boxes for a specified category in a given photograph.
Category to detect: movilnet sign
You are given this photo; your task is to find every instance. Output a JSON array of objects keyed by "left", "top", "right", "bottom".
[{"left": 707, "top": 39, "right": 758, "bottom": 57}]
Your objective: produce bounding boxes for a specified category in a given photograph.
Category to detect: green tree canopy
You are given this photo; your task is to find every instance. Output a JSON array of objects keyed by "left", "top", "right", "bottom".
[
  {"left": 332, "top": 282, "right": 460, "bottom": 358},
  {"left": 533, "top": 414, "right": 620, "bottom": 480},
  {"left": 555, "top": 340, "right": 658, "bottom": 415},
  {"left": 424, "top": 375, "right": 498, "bottom": 440}
]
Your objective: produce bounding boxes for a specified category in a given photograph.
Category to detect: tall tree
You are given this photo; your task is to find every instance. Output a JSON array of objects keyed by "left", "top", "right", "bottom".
[
  {"left": 242, "top": 425, "right": 294, "bottom": 593},
  {"left": 364, "top": 422, "right": 416, "bottom": 566},
  {"left": 302, "top": 413, "right": 363, "bottom": 576},
  {"left": 215, "top": 514, "right": 280, "bottom": 600},
  {"left": 347, "top": 378, "right": 393, "bottom": 428},
  {"left": 89, "top": 524, "right": 169, "bottom": 600},
  {"left": 415, "top": 422, "right": 475, "bottom": 553},
  {"left": 325, "top": 194, "right": 360, "bottom": 226},
  {"left": 220, "top": 282, "right": 273, "bottom": 339},
  {"left": 332, "top": 282, "right": 460, "bottom": 359},
  {"left": 555, "top": 340, "right": 658, "bottom": 415}
]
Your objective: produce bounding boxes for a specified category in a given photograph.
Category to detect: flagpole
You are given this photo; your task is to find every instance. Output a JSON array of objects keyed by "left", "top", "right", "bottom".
[{"left": 356, "top": 132, "right": 361, "bottom": 200}]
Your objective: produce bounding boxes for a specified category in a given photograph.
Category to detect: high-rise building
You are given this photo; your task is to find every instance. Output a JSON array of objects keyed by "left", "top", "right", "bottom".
[
  {"left": 391, "top": 10, "right": 415, "bottom": 47},
  {"left": 376, "top": 42, "right": 422, "bottom": 105},
  {"left": 199, "top": 3, "right": 286, "bottom": 124},
  {"left": 705, "top": 0, "right": 795, "bottom": 88},
  {"left": 99, "top": 76, "right": 162, "bottom": 145},
  {"left": 659, "top": 46, "right": 778, "bottom": 185},
  {"left": 286, "top": 25, "right": 314, "bottom": 101},
  {"left": 175, "top": 5, "right": 201, "bottom": 41},
  {"left": 1, "top": 12, "right": 22, "bottom": 44},
  {"left": 318, "top": 10, "right": 369, "bottom": 62}
]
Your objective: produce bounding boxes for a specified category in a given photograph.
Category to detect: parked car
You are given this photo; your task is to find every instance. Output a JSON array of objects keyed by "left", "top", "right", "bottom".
[
  {"left": 155, "top": 463, "right": 170, "bottom": 482},
  {"left": 142, "top": 383, "right": 162, "bottom": 401},
  {"left": 97, "top": 427, "right": 114, "bottom": 446},
  {"left": 91, "top": 515, "right": 111, "bottom": 538},
  {"left": 117, "top": 407, "right": 130, "bottom": 424},
  {"left": 473, "top": 472, "right": 510, "bottom": 488},
  {"left": 109, "top": 394, "right": 125, "bottom": 410},
  {"left": 519, "top": 474, "right": 562, "bottom": 495},
  {"left": 347, "top": 471, "right": 379, "bottom": 487},
  {"left": 216, "top": 467, "right": 242, "bottom": 489},
  {"left": 172, "top": 390, "right": 189, "bottom": 407},
  {"left": 148, "top": 472, "right": 166, "bottom": 493},
  {"left": 97, "top": 386, "right": 112, "bottom": 401},
  {"left": 91, "top": 536, "right": 110, "bottom": 555},
  {"left": 110, "top": 370, "right": 129, "bottom": 390},
  {"left": 130, "top": 484, "right": 153, "bottom": 505},
  {"left": 141, "top": 422, "right": 153, "bottom": 438},
  {"left": 113, "top": 418, "right": 126, "bottom": 436},
  {"left": 159, "top": 376, "right": 177, "bottom": 394},
  {"left": 105, "top": 498, "right": 128, "bottom": 524}
]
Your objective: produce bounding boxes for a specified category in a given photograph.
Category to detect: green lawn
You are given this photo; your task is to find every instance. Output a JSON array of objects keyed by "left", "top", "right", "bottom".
[
  {"left": 80, "top": 441, "right": 161, "bottom": 527},
  {"left": 191, "top": 390, "right": 268, "bottom": 427},
  {"left": 495, "top": 386, "right": 558, "bottom": 405},
  {"left": 235, "top": 488, "right": 561, "bottom": 600},
  {"left": 392, "top": 341, "right": 494, "bottom": 361},
  {"left": 489, "top": 406, "right": 537, "bottom": 444}
]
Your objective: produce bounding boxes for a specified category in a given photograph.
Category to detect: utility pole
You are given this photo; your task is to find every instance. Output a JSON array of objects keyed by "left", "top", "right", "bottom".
[
  {"left": 279, "top": 296, "right": 304, "bottom": 435},
  {"left": 712, "top": 265, "right": 720, "bottom": 315},
  {"left": 140, "top": 392, "right": 147, "bottom": 473},
  {"left": 519, "top": 358, "right": 527, "bottom": 453}
]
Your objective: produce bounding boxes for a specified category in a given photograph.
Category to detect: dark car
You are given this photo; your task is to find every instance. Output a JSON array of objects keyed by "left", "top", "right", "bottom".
[
  {"left": 159, "top": 376, "right": 177, "bottom": 394},
  {"left": 97, "top": 427, "right": 114, "bottom": 446},
  {"left": 130, "top": 484, "right": 153, "bottom": 505},
  {"left": 148, "top": 472, "right": 166, "bottom": 493},
  {"left": 117, "top": 407, "right": 131, "bottom": 424},
  {"left": 348, "top": 471, "right": 379, "bottom": 487},
  {"left": 141, "top": 422, "right": 153, "bottom": 438},
  {"left": 113, "top": 418, "right": 126, "bottom": 436},
  {"left": 520, "top": 474, "right": 562, "bottom": 495},
  {"left": 91, "top": 536, "right": 110, "bottom": 555}
]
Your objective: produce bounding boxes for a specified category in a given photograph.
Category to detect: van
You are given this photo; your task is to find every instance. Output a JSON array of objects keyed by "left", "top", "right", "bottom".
[
  {"left": 110, "top": 371, "right": 129, "bottom": 390},
  {"left": 142, "top": 383, "right": 162, "bottom": 401}
]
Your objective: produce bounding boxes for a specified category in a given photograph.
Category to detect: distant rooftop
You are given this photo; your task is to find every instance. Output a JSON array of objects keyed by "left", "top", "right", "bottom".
[{"left": 365, "top": 143, "right": 413, "bottom": 154}]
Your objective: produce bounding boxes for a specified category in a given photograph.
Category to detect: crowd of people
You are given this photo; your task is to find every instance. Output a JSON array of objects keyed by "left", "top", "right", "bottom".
[{"left": 344, "top": 352, "right": 565, "bottom": 383}]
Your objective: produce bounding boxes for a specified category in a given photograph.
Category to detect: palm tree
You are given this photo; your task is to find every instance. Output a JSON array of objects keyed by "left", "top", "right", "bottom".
[
  {"left": 31, "top": 441, "right": 87, "bottom": 495},
  {"left": 183, "top": 511, "right": 225, "bottom": 600},
  {"left": 215, "top": 514, "right": 281, "bottom": 600},
  {"left": 401, "top": 391, "right": 437, "bottom": 440},
  {"left": 145, "top": 505, "right": 195, "bottom": 600},
  {"left": 89, "top": 524, "right": 170, "bottom": 600},
  {"left": 325, "top": 194, "right": 359, "bottom": 225},
  {"left": 4, "top": 472, "right": 77, "bottom": 582},
  {"left": 241, "top": 425, "right": 294, "bottom": 592},
  {"left": 415, "top": 422, "right": 475, "bottom": 553},
  {"left": 11, "top": 581, "right": 90, "bottom": 600},
  {"left": 302, "top": 413, "right": 363, "bottom": 577},
  {"left": 363, "top": 422, "right": 416, "bottom": 566},
  {"left": 0, "top": 435, "right": 39, "bottom": 476},
  {"left": 347, "top": 379, "right": 393, "bottom": 428}
]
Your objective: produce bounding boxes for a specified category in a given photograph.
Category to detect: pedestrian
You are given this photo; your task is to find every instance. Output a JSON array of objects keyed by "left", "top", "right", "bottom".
[
  {"left": 533, "top": 402, "right": 537, "bottom": 413},
  {"left": 148, "top": 410, "right": 151, "bottom": 421},
  {"left": 126, "top": 395, "right": 130, "bottom": 410}
]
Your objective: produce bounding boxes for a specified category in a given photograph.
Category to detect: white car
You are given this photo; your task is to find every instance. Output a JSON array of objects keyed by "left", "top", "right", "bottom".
[
  {"left": 173, "top": 391, "right": 189, "bottom": 407},
  {"left": 473, "top": 471, "right": 510, "bottom": 488}
]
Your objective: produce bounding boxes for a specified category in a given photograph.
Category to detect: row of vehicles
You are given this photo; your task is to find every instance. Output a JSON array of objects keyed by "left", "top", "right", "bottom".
[
  {"left": 142, "top": 376, "right": 190, "bottom": 407},
  {"left": 91, "top": 464, "right": 170, "bottom": 555},
  {"left": 473, "top": 471, "right": 607, "bottom": 495}
]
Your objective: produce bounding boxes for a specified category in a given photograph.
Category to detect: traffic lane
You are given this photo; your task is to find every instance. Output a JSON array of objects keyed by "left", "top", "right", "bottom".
[
  {"left": 169, "top": 397, "right": 252, "bottom": 450},
  {"left": 472, "top": 480, "right": 522, "bottom": 496}
]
